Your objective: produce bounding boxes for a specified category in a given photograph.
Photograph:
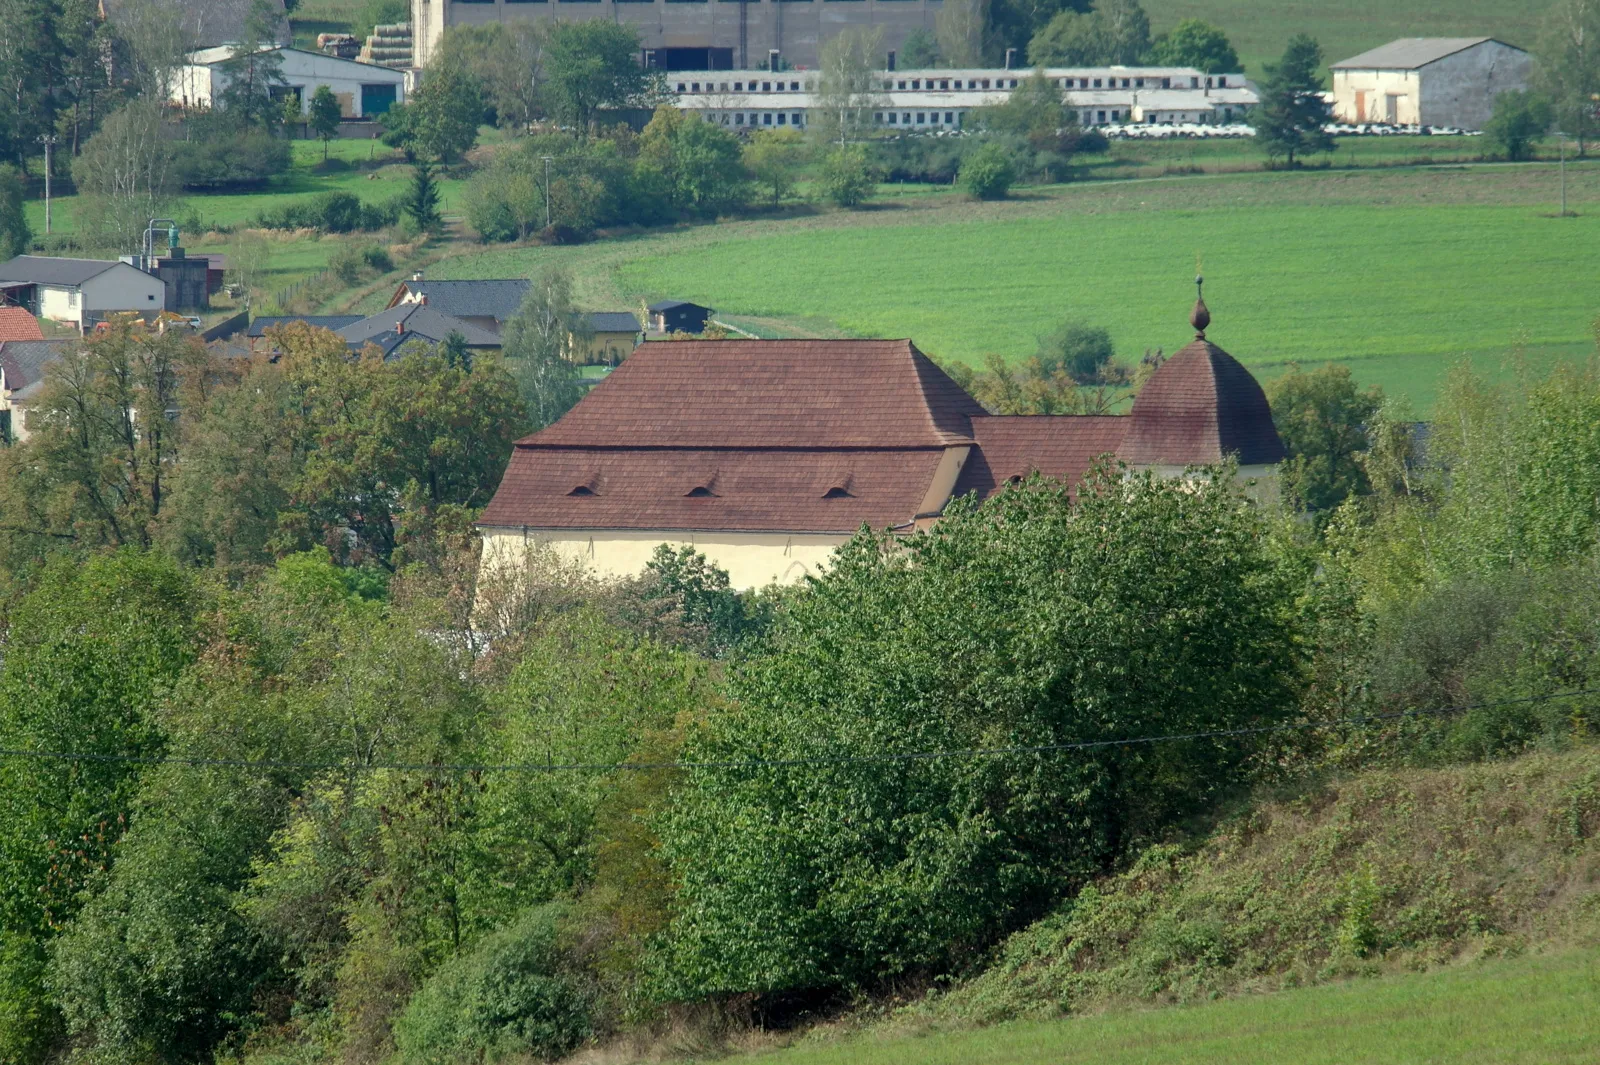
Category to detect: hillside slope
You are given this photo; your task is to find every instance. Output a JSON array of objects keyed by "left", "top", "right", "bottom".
[
  {"left": 1145, "top": 0, "right": 1557, "bottom": 75},
  {"left": 923, "top": 746, "right": 1600, "bottom": 1027}
]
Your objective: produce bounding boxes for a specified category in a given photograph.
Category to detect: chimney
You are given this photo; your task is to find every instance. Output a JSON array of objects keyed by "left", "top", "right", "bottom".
[
  {"left": 411, "top": 270, "right": 424, "bottom": 282},
  {"left": 395, "top": 320, "right": 405, "bottom": 335},
  {"left": 886, "top": 50, "right": 896, "bottom": 72},
  {"left": 1004, "top": 47, "right": 1018, "bottom": 70},
  {"left": 417, "top": 293, "right": 427, "bottom": 306}
]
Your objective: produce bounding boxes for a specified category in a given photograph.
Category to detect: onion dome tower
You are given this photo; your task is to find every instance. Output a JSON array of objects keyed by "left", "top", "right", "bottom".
[{"left": 1116, "top": 277, "right": 1286, "bottom": 470}]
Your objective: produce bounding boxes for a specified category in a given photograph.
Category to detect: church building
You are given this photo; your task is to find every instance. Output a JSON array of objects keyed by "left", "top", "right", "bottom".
[{"left": 477, "top": 299, "right": 1285, "bottom": 590}]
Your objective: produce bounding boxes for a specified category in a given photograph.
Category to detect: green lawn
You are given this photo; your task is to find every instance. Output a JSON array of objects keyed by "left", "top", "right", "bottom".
[
  {"left": 419, "top": 158, "right": 1600, "bottom": 412},
  {"left": 720, "top": 950, "right": 1600, "bottom": 1065},
  {"left": 1144, "top": 0, "right": 1556, "bottom": 76}
]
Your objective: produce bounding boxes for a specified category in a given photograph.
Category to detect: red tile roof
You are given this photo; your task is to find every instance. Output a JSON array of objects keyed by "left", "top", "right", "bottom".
[
  {"left": 524, "top": 339, "right": 985, "bottom": 450},
  {"left": 478, "top": 446, "right": 948, "bottom": 534},
  {"left": 0, "top": 306, "right": 44, "bottom": 343},
  {"left": 953, "top": 415, "right": 1129, "bottom": 500},
  {"left": 1116, "top": 339, "right": 1285, "bottom": 466}
]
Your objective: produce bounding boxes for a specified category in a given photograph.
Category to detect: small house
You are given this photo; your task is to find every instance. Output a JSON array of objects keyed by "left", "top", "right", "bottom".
[
  {"left": 0, "top": 339, "right": 74, "bottom": 444},
  {"left": 335, "top": 303, "right": 502, "bottom": 358},
  {"left": 386, "top": 278, "right": 531, "bottom": 333},
  {"left": 0, "top": 256, "right": 167, "bottom": 332},
  {"left": 647, "top": 300, "right": 714, "bottom": 335},
  {"left": 174, "top": 46, "right": 407, "bottom": 118},
  {"left": 1329, "top": 38, "right": 1530, "bottom": 129},
  {"left": 581, "top": 312, "right": 642, "bottom": 365}
]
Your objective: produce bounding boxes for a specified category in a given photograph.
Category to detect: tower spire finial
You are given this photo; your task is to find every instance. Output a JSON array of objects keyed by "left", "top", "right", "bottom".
[{"left": 1190, "top": 274, "right": 1210, "bottom": 339}]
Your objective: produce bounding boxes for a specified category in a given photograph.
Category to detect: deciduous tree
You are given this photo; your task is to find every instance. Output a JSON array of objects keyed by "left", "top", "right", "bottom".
[
  {"left": 309, "top": 83, "right": 342, "bottom": 160},
  {"left": 1535, "top": 0, "right": 1600, "bottom": 154},
  {"left": 1149, "top": 18, "right": 1240, "bottom": 73}
]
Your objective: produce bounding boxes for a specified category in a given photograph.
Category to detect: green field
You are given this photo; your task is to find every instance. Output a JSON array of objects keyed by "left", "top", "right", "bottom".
[
  {"left": 719, "top": 950, "right": 1600, "bottom": 1065},
  {"left": 415, "top": 158, "right": 1600, "bottom": 411},
  {"left": 1146, "top": 0, "right": 1556, "bottom": 76}
]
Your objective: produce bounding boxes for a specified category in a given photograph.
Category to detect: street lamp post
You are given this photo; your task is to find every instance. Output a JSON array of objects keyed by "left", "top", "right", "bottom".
[
  {"left": 542, "top": 155, "right": 553, "bottom": 229},
  {"left": 37, "top": 134, "right": 56, "bottom": 235}
]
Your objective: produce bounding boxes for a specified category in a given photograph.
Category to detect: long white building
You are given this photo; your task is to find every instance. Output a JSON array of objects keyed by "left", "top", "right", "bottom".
[{"left": 668, "top": 66, "right": 1255, "bottom": 131}]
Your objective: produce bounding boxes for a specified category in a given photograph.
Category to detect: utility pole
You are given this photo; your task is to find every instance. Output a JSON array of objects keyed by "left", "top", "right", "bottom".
[
  {"left": 37, "top": 134, "right": 57, "bottom": 235},
  {"left": 1556, "top": 132, "right": 1571, "bottom": 216},
  {"left": 542, "top": 155, "right": 553, "bottom": 228}
]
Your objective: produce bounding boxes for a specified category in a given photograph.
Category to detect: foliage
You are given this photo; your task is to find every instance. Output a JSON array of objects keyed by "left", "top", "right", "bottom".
[
  {"left": 945, "top": 351, "right": 1121, "bottom": 415},
  {"left": 959, "top": 140, "right": 1017, "bottom": 199},
  {"left": 71, "top": 99, "right": 176, "bottom": 254},
  {"left": 1264, "top": 363, "right": 1383, "bottom": 512},
  {"left": 1484, "top": 90, "right": 1554, "bottom": 161},
  {"left": 391, "top": 904, "right": 592, "bottom": 1065},
  {"left": 437, "top": 22, "right": 548, "bottom": 130},
  {"left": 1535, "top": 0, "right": 1600, "bottom": 154},
  {"left": 253, "top": 189, "right": 400, "bottom": 231},
  {"left": 818, "top": 143, "right": 878, "bottom": 207},
  {"left": 638, "top": 106, "right": 752, "bottom": 217},
  {"left": 171, "top": 124, "right": 293, "bottom": 191},
  {"left": 1035, "top": 319, "right": 1116, "bottom": 381},
  {"left": 1149, "top": 19, "right": 1241, "bottom": 73},
  {"left": 900, "top": 28, "right": 942, "bottom": 68},
  {"left": 464, "top": 133, "right": 643, "bottom": 240},
  {"left": 309, "top": 84, "right": 342, "bottom": 160},
  {"left": 814, "top": 27, "right": 886, "bottom": 144},
  {"left": 1254, "top": 34, "right": 1334, "bottom": 166},
  {"left": 936, "top": 0, "right": 993, "bottom": 68},
  {"left": 743, "top": 129, "right": 808, "bottom": 204},
  {"left": 500, "top": 268, "right": 588, "bottom": 429},
  {"left": 0, "top": 163, "right": 29, "bottom": 257},
  {"left": 988, "top": 0, "right": 1090, "bottom": 62},
  {"left": 407, "top": 160, "right": 444, "bottom": 232},
  {"left": 631, "top": 545, "right": 769, "bottom": 658},
  {"left": 1028, "top": 0, "right": 1151, "bottom": 66},
  {"left": 541, "top": 21, "right": 658, "bottom": 134},
  {"left": 924, "top": 749, "right": 1600, "bottom": 1026},
  {"left": 411, "top": 60, "right": 486, "bottom": 164},
  {"left": 657, "top": 468, "right": 1299, "bottom": 997}
]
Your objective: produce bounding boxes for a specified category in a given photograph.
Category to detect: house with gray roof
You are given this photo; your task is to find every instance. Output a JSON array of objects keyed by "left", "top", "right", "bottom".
[
  {"left": 1330, "top": 38, "right": 1530, "bottom": 129},
  {"left": 337, "top": 303, "right": 503, "bottom": 358},
  {"left": 0, "top": 256, "right": 167, "bottom": 332},
  {"left": 0, "top": 339, "right": 76, "bottom": 444},
  {"left": 385, "top": 279, "right": 532, "bottom": 332}
]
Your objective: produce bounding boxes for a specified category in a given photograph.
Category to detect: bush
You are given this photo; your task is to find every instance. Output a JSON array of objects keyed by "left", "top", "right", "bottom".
[
  {"left": 818, "top": 144, "right": 877, "bottom": 208},
  {"left": 1074, "top": 127, "right": 1110, "bottom": 154},
  {"left": 1484, "top": 90, "right": 1553, "bottom": 162},
  {"left": 960, "top": 141, "right": 1017, "bottom": 200},
  {"left": 872, "top": 136, "right": 966, "bottom": 184},
  {"left": 254, "top": 191, "right": 400, "bottom": 233},
  {"left": 391, "top": 904, "right": 591, "bottom": 1065},
  {"left": 172, "top": 130, "right": 292, "bottom": 191},
  {"left": 360, "top": 244, "right": 393, "bottom": 273},
  {"left": 1036, "top": 320, "right": 1115, "bottom": 382}
]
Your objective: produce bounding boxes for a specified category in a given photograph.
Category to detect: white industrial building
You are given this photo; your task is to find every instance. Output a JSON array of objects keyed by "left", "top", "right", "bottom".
[
  {"left": 0, "top": 257, "right": 167, "bottom": 332},
  {"left": 174, "top": 46, "right": 408, "bottom": 118},
  {"left": 1329, "top": 38, "right": 1530, "bottom": 130},
  {"left": 671, "top": 66, "right": 1255, "bottom": 131}
]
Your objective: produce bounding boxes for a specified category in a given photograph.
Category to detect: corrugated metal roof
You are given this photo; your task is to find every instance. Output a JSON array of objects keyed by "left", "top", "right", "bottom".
[{"left": 1330, "top": 38, "right": 1510, "bottom": 70}]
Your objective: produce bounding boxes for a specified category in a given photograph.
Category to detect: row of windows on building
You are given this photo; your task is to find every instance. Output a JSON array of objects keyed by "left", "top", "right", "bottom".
[
  {"left": 675, "top": 74, "right": 1232, "bottom": 94},
  {"left": 704, "top": 107, "right": 1232, "bottom": 127}
]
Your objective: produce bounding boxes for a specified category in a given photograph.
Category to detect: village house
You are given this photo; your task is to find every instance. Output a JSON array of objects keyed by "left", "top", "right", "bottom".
[
  {"left": 0, "top": 256, "right": 167, "bottom": 333},
  {"left": 0, "top": 339, "right": 74, "bottom": 445},
  {"left": 387, "top": 278, "right": 530, "bottom": 333},
  {"left": 1329, "top": 38, "right": 1530, "bottom": 129},
  {"left": 582, "top": 313, "right": 643, "bottom": 365},
  {"left": 477, "top": 298, "right": 1284, "bottom": 591},
  {"left": 173, "top": 46, "right": 407, "bottom": 118}
]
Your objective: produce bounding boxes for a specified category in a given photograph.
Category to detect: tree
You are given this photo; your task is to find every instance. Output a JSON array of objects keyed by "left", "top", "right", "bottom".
[
  {"left": 72, "top": 99, "right": 177, "bottom": 254},
  {"left": 638, "top": 106, "right": 751, "bottom": 217},
  {"left": 1253, "top": 34, "right": 1333, "bottom": 166},
  {"left": 308, "top": 84, "right": 342, "bottom": 161},
  {"left": 960, "top": 140, "right": 1017, "bottom": 199},
  {"left": 0, "top": 552, "right": 198, "bottom": 1065},
  {"left": 1149, "top": 18, "right": 1240, "bottom": 73},
  {"left": 1037, "top": 319, "right": 1115, "bottom": 381},
  {"left": 1484, "top": 90, "right": 1555, "bottom": 161},
  {"left": 657, "top": 466, "right": 1298, "bottom": 998},
  {"left": 411, "top": 59, "right": 486, "bottom": 163},
  {"left": 541, "top": 21, "right": 657, "bottom": 134},
  {"left": 743, "top": 128, "right": 807, "bottom": 205},
  {"left": 1264, "top": 364, "right": 1383, "bottom": 512},
  {"left": 818, "top": 143, "right": 877, "bottom": 207},
  {"left": 1535, "top": 0, "right": 1600, "bottom": 155},
  {"left": 0, "top": 163, "right": 29, "bottom": 257},
  {"left": 215, "top": 0, "right": 291, "bottom": 130},
  {"left": 814, "top": 26, "right": 886, "bottom": 145},
  {"left": 901, "top": 28, "right": 942, "bottom": 68},
  {"left": 945, "top": 351, "right": 1121, "bottom": 414},
  {"left": 936, "top": 0, "right": 990, "bottom": 68},
  {"left": 406, "top": 159, "right": 442, "bottom": 231},
  {"left": 501, "top": 268, "right": 588, "bottom": 430},
  {"left": 437, "top": 21, "right": 548, "bottom": 130},
  {"left": 1028, "top": 0, "right": 1149, "bottom": 66}
]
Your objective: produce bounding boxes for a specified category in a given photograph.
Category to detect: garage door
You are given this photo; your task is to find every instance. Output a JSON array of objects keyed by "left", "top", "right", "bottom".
[{"left": 361, "top": 83, "right": 397, "bottom": 116}]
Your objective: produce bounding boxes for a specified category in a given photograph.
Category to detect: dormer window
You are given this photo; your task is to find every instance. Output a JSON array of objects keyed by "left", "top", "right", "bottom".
[
  {"left": 822, "top": 486, "right": 851, "bottom": 499},
  {"left": 686, "top": 486, "right": 716, "bottom": 498},
  {"left": 569, "top": 485, "right": 595, "bottom": 496}
]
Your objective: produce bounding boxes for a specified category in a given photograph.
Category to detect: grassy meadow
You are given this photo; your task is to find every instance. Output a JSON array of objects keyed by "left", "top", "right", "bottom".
[
  {"left": 1144, "top": 0, "right": 1557, "bottom": 76},
  {"left": 716, "top": 949, "right": 1600, "bottom": 1065},
  {"left": 413, "top": 158, "right": 1600, "bottom": 412}
]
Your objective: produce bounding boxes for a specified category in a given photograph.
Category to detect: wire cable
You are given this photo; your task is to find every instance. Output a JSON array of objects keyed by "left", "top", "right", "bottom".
[{"left": 0, "top": 688, "right": 1594, "bottom": 777}]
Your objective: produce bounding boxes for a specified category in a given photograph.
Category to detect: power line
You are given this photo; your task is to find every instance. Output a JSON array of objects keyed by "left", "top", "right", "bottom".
[{"left": 0, "top": 688, "right": 1593, "bottom": 777}]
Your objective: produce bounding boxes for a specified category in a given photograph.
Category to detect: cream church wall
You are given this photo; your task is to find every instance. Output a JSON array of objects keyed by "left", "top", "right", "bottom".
[{"left": 480, "top": 527, "right": 852, "bottom": 591}]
